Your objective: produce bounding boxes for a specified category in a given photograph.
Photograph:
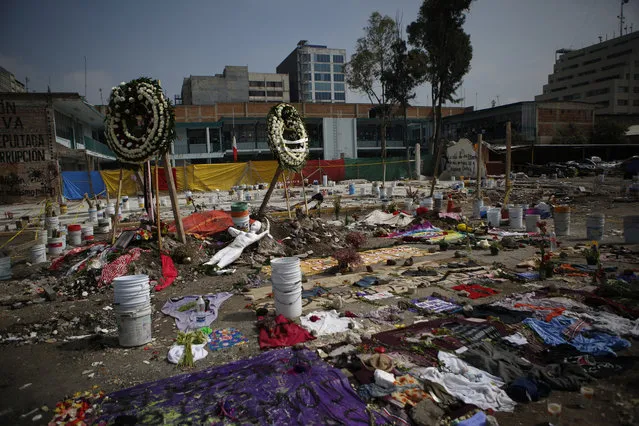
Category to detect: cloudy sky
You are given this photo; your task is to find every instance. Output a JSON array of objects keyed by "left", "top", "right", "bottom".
[{"left": 3, "top": 0, "right": 638, "bottom": 108}]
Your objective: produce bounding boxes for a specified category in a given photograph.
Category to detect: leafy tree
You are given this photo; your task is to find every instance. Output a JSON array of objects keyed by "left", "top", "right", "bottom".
[
  {"left": 408, "top": 0, "right": 473, "bottom": 195},
  {"left": 346, "top": 12, "right": 399, "bottom": 183},
  {"left": 591, "top": 120, "right": 628, "bottom": 144}
]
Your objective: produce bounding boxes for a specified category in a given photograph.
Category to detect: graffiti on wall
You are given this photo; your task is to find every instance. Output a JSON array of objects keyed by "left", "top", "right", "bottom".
[
  {"left": 445, "top": 138, "right": 477, "bottom": 177},
  {"left": 0, "top": 99, "right": 57, "bottom": 202}
]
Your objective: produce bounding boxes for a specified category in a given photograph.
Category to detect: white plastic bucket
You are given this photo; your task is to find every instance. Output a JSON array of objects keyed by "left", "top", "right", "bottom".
[
  {"left": 624, "top": 216, "right": 639, "bottom": 244},
  {"left": 81, "top": 225, "right": 94, "bottom": 243},
  {"left": 379, "top": 187, "right": 387, "bottom": 199},
  {"left": 0, "top": 256, "right": 11, "bottom": 281},
  {"left": 526, "top": 214, "right": 541, "bottom": 233},
  {"left": 433, "top": 193, "right": 444, "bottom": 212},
  {"left": 47, "top": 237, "right": 64, "bottom": 256},
  {"left": 31, "top": 244, "right": 47, "bottom": 264},
  {"left": 586, "top": 214, "right": 605, "bottom": 241},
  {"left": 138, "top": 196, "right": 145, "bottom": 209},
  {"left": 88, "top": 208, "right": 98, "bottom": 223},
  {"left": 271, "top": 257, "right": 302, "bottom": 287},
  {"left": 274, "top": 287, "right": 302, "bottom": 318},
  {"left": 314, "top": 185, "right": 320, "bottom": 194},
  {"left": 115, "top": 305, "right": 152, "bottom": 347},
  {"left": 113, "top": 274, "right": 151, "bottom": 309},
  {"left": 105, "top": 203, "right": 116, "bottom": 217},
  {"left": 508, "top": 207, "right": 523, "bottom": 229},
  {"left": 487, "top": 208, "right": 501, "bottom": 227},
  {"left": 404, "top": 199, "right": 414, "bottom": 213},
  {"left": 554, "top": 208, "right": 571, "bottom": 236},
  {"left": 67, "top": 224, "right": 82, "bottom": 246},
  {"left": 96, "top": 219, "right": 111, "bottom": 234},
  {"left": 45, "top": 216, "right": 59, "bottom": 238},
  {"left": 420, "top": 198, "right": 433, "bottom": 210},
  {"left": 473, "top": 199, "right": 484, "bottom": 219},
  {"left": 322, "top": 175, "right": 328, "bottom": 186},
  {"left": 122, "top": 197, "right": 130, "bottom": 211},
  {"left": 38, "top": 229, "right": 48, "bottom": 245}
]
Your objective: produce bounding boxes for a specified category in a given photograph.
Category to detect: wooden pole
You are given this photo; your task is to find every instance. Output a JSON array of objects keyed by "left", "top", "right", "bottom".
[
  {"left": 282, "top": 170, "right": 292, "bottom": 219},
  {"left": 111, "top": 168, "right": 123, "bottom": 245},
  {"left": 257, "top": 165, "right": 283, "bottom": 218},
  {"left": 155, "top": 160, "right": 162, "bottom": 251},
  {"left": 163, "top": 152, "right": 186, "bottom": 244},
  {"left": 504, "top": 121, "right": 513, "bottom": 205},
  {"left": 476, "top": 133, "right": 483, "bottom": 200},
  {"left": 429, "top": 140, "right": 444, "bottom": 197},
  {"left": 300, "top": 170, "right": 310, "bottom": 215}
]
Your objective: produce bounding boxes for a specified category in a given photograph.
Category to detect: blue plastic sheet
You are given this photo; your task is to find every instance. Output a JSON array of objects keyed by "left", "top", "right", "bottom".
[{"left": 62, "top": 171, "right": 107, "bottom": 200}]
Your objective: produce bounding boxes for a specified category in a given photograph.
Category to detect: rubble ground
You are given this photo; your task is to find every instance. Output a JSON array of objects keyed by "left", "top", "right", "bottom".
[{"left": 0, "top": 176, "right": 638, "bottom": 425}]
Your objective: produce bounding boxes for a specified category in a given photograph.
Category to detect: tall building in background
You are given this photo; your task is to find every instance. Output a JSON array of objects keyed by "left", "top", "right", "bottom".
[
  {"left": 0, "top": 67, "right": 26, "bottom": 93},
  {"left": 535, "top": 31, "right": 639, "bottom": 114},
  {"left": 277, "top": 40, "right": 347, "bottom": 103}
]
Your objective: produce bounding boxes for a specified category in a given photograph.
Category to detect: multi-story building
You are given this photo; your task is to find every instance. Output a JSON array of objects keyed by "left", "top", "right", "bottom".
[
  {"left": 0, "top": 67, "right": 26, "bottom": 93},
  {"left": 181, "top": 66, "right": 289, "bottom": 105},
  {"left": 277, "top": 40, "right": 347, "bottom": 103},
  {"left": 535, "top": 31, "right": 639, "bottom": 114}
]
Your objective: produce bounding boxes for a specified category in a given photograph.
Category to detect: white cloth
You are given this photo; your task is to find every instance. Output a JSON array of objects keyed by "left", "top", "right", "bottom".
[
  {"left": 374, "top": 369, "right": 396, "bottom": 388},
  {"left": 300, "top": 310, "right": 358, "bottom": 336},
  {"left": 203, "top": 220, "right": 270, "bottom": 269},
  {"left": 167, "top": 343, "right": 208, "bottom": 364},
  {"left": 503, "top": 333, "right": 528, "bottom": 346},
  {"left": 411, "top": 351, "right": 516, "bottom": 412},
  {"left": 361, "top": 210, "right": 413, "bottom": 227},
  {"left": 564, "top": 310, "right": 639, "bottom": 338}
]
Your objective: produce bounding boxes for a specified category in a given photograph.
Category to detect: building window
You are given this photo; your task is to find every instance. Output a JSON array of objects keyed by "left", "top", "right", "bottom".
[
  {"left": 315, "top": 82, "right": 331, "bottom": 91},
  {"left": 301, "top": 53, "right": 311, "bottom": 62},
  {"left": 303, "top": 73, "right": 312, "bottom": 81},
  {"left": 563, "top": 93, "right": 581, "bottom": 100},
  {"left": 577, "top": 69, "right": 596, "bottom": 77},
  {"left": 633, "top": 100, "right": 639, "bottom": 107},
  {"left": 303, "top": 82, "right": 312, "bottom": 92},
  {"left": 585, "top": 88, "right": 609, "bottom": 97},
  {"left": 572, "top": 81, "right": 589, "bottom": 88},
  {"left": 315, "top": 92, "right": 332, "bottom": 100},
  {"left": 302, "top": 63, "right": 310, "bottom": 71},
  {"left": 333, "top": 64, "right": 343, "bottom": 73},
  {"left": 561, "top": 64, "right": 578, "bottom": 71},
  {"left": 314, "top": 54, "right": 330, "bottom": 62},
  {"left": 583, "top": 58, "right": 601, "bottom": 66},
  {"left": 557, "top": 75, "right": 573, "bottom": 82},
  {"left": 303, "top": 93, "right": 312, "bottom": 101},
  {"left": 249, "top": 81, "right": 265, "bottom": 87},
  {"left": 266, "top": 81, "right": 283, "bottom": 88},
  {"left": 618, "top": 99, "right": 628, "bottom": 106},
  {"left": 607, "top": 49, "right": 632, "bottom": 59},
  {"left": 267, "top": 91, "right": 283, "bottom": 97},
  {"left": 601, "top": 62, "right": 626, "bottom": 71},
  {"left": 333, "top": 55, "right": 344, "bottom": 63},
  {"left": 54, "top": 111, "right": 74, "bottom": 141},
  {"left": 634, "top": 87, "right": 639, "bottom": 93},
  {"left": 333, "top": 83, "right": 345, "bottom": 91},
  {"left": 618, "top": 86, "right": 629, "bottom": 93},
  {"left": 249, "top": 90, "right": 266, "bottom": 97},
  {"left": 550, "top": 86, "right": 567, "bottom": 93},
  {"left": 334, "top": 92, "right": 345, "bottom": 101},
  {"left": 634, "top": 74, "right": 639, "bottom": 80},
  {"left": 314, "top": 63, "right": 331, "bottom": 72},
  {"left": 594, "top": 74, "right": 620, "bottom": 83},
  {"left": 314, "top": 73, "right": 331, "bottom": 81},
  {"left": 333, "top": 73, "right": 345, "bottom": 82}
]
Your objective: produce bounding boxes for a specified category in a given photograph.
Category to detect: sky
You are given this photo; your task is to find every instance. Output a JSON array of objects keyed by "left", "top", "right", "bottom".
[{"left": 2, "top": 0, "right": 638, "bottom": 109}]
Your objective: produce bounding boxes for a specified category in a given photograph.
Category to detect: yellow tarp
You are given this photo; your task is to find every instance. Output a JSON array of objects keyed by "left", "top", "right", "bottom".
[
  {"left": 187, "top": 163, "right": 247, "bottom": 191},
  {"left": 100, "top": 170, "right": 139, "bottom": 197},
  {"left": 243, "top": 160, "right": 279, "bottom": 186}
]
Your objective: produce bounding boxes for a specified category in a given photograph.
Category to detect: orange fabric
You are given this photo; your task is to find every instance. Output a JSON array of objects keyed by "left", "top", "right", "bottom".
[
  {"left": 169, "top": 210, "right": 234, "bottom": 237},
  {"left": 514, "top": 303, "right": 565, "bottom": 322}
]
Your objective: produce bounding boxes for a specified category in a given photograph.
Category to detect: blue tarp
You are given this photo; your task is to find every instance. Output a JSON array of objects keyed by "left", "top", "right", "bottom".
[{"left": 62, "top": 171, "right": 107, "bottom": 200}]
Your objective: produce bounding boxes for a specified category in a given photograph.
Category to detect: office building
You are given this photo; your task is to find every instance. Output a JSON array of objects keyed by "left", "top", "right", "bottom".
[
  {"left": 181, "top": 66, "right": 289, "bottom": 105},
  {"left": 535, "top": 31, "right": 639, "bottom": 114},
  {"left": 0, "top": 66, "right": 26, "bottom": 93},
  {"left": 277, "top": 40, "right": 347, "bottom": 103}
]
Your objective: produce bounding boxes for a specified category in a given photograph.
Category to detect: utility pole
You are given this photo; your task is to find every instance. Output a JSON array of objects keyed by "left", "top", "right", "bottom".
[{"left": 618, "top": 0, "right": 629, "bottom": 38}]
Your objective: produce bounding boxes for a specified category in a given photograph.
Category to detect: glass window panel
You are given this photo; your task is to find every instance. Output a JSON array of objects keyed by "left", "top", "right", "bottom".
[
  {"left": 333, "top": 55, "right": 344, "bottom": 63},
  {"left": 333, "top": 83, "right": 344, "bottom": 91},
  {"left": 333, "top": 73, "right": 345, "bottom": 82},
  {"left": 334, "top": 92, "right": 345, "bottom": 101},
  {"left": 314, "top": 63, "right": 331, "bottom": 72},
  {"left": 333, "top": 64, "right": 343, "bottom": 72},
  {"left": 315, "top": 82, "right": 331, "bottom": 91},
  {"left": 315, "top": 92, "right": 331, "bottom": 100},
  {"left": 314, "top": 54, "right": 330, "bottom": 62}
]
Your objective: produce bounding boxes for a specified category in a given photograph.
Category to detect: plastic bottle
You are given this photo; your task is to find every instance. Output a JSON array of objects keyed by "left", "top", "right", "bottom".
[
  {"left": 195, "top": 296, "right": 206, "bottom": 324},
  {"left": 549, "top": 231, "right": 557, "bottom": 252}
]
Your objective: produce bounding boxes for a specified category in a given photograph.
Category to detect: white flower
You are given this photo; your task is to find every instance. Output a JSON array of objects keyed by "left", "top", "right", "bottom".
[
  {"left": 120, "top": 82, "right": 126, "bottom": 86},
  {"left": 138, "top": 95, "right": 143, "bottom": 100},
  {"left": 129, "top": 97, "right": 134, "bottom": 102},
  {"left": 125, "top": 109, "right": 130, "bottom": 114}
]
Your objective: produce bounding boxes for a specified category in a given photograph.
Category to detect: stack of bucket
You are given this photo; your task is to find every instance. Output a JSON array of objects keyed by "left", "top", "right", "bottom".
[
  {"left": 81, "top": 224, "right": 94, "bottom": 244},
  {"left": 553, "top": 205, "right": 571, "bottom": 236},
  {"left": 0, "top": 256, "right": 11, "bottom": 281},
  {"left": 88, "top": 207, "right": 98, "bottom": 223},
  {"left": 44, "top": 215, "right": 59, "bottom": 238},
  {"left": 586, "top": 214, "right": 605, "bottom": 241},
  {"left": 271, "top": 257, "right": 303, "bottom": 318},
  {"left": 113, "top": 275, "right": 152, "bottom": 347},
  {"left": 508, "top": 206, "right": 524, "bottom": 229},
  {"left": 231, "top": 202, "right": 250, "bottom": 232},
  {"left": 31, "top": 244, "right": 47, "bottom": 264},
  {"left": 67, "top": 224, "right": 82, "bottom": 246},
  {"left": 526, "top": 211, "right": 541, "bottom": 233}
]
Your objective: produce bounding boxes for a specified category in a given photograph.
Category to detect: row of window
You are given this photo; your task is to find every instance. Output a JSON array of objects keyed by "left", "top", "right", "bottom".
[
  {"left": 249, "top": 81, "right": 283, "bottom": 88},
  {"left": 585, "top": 88, "right": 609, "bottom": 97},
  {"left": 248, "top": 90, "right": 284, "bottom": 97},
  {"left": 300, "top": 54, "right": 345, "bottom": 63},
  {"left": 303, "top": 73, "right": 345, "bottom": 82},
  {"left": 562, "top": 48, "right": 632, "bottom": 71},
  {"left": 313, "top": 63, "right": 344, "bottom": 72},
  {"left": 312, "top": 82, "right": 345, "bottom": 91},
  {"left": 315, "top": 92, "right": 345, "bottom": 101}
]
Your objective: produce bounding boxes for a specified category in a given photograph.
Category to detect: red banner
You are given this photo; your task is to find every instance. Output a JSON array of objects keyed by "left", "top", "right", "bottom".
[
  {"left": 292, "top": 159, "right": 345, "bottom": 184},
  {"left": 153, "top": 167, "right": 177, "bottom": 191}
]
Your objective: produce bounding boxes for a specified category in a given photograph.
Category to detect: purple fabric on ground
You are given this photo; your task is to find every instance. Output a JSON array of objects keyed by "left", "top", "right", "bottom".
[
  {"left": 93, "top": 348, "right": 390, "bottom": 425},
  {"left": 161, "top": 293, "right": 233, "bottom": 331}
]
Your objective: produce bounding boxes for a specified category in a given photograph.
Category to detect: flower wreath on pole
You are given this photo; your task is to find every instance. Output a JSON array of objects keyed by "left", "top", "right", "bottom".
[
  {"left": 104, "top": 77, "right": 175, "bottom": 164},
  {"left": 266, "top": 103, "right": 308, "bottom": 172}
]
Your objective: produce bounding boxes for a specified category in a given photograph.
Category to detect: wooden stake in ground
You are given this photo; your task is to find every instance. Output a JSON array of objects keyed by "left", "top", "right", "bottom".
[
  {"left": 281, "top": 170, "right": 292, "bottom": 219},
  {"left": 504, "top": 121, "right": 513, "bottom": 205},
  {"left": 257, "top": 166, "right": 283, "bottom": 219},
  {"left": 429, "top": 140, "right": 444, "bottom": 197},
  {"left": 299, "top": 170, "right": 309, "bottom": 215},
  {"left": 111, "top": 168, "right": 124, "bottom": 245},
  {"left": 476, "top": 133, "right": 483, "bottom": 200},
  {"left": 163, "top": 152, "right": 186, "bottom": 244},
  {"left": 155, "top": 159, "right": 162, "bottom": 251}
]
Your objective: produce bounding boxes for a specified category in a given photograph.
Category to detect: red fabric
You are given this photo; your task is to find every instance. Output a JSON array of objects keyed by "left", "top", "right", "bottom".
[
  {"left": 258, "top": 314, "right": 315, "bottom": 350},
  {"left": 154, "top": 254, "right": 178, "bottom": 291},
  {"left": 168, "top": 210, "right": 234, "bottom": 236},
  {"left": 452, "top": 284, "right": 499, "bottom": 299},
  {"left": 49, "top": 243, "right": 107, "bottom": 271},
  {"left": 154, "top": 167, "right": 177, "bottom": 191},
  {"left": 514, "top": 303, "right": 565, "bottom": 322},
  {"left": 98, "top": 248, "right": 148, "bottom": 286},
  {"left": 292, "top": 159, "right": 345, "bottom": 184}
]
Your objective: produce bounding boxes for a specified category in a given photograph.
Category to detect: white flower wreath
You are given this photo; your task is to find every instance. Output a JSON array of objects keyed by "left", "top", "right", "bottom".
[{"left": 266, "top": 103, "right": 309, "bottom": 171}]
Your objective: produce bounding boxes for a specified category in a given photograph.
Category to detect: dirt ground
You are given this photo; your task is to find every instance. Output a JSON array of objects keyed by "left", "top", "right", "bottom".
[{"left": 0, "top": 177, "right": 638, "bottom": 425}]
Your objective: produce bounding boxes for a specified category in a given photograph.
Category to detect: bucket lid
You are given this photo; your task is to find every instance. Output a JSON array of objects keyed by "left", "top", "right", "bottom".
[
  {"left": 231, "top": 202, "right": 248, "bottom": 212},
  {"left": 68, "top": 224, "right": 81, "bottom": 231}
]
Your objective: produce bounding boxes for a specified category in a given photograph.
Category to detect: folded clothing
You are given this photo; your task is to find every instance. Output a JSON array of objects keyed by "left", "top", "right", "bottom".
[
  {"left": 452, "top": 284, "right": 499, "bottom": 299},
  {"left": 258, "top": 314, "right": 316, "bottom": 349}
]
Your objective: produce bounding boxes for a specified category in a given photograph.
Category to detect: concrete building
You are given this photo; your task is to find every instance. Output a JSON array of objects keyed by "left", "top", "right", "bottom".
[
  {"left": 535, "top": 31, "right": 639, "bottom": 114},
  {"left": 181, "top": 66, "right": 289, "bottom": 105},
  {"left": 170, "top": 102, "right": 466, "bottom": 164},
  {"left": 442, "top": 101, "right": 597, "bottom": 145},
  {"left": 0, "top": 67, "right": 26, "bottom": 93},
  {"left": 0, "top": 92, "right": 115, "bottom": 203},
  {"left": 276, "top": 40, "right": 347, "bottom": 103}
]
